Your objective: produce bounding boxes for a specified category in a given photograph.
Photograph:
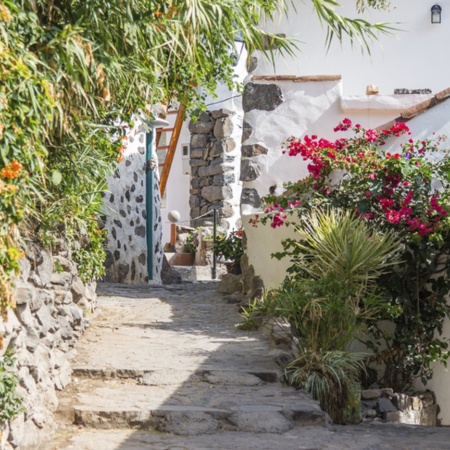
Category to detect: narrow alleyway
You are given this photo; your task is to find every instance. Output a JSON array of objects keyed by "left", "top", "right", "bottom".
[{"left": 45, "top": 281, "right": 450, "bottom": 450}]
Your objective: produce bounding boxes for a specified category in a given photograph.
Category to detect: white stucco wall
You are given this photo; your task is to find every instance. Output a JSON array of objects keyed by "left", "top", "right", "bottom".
[
  {"left": 161, "top": 114, "right": 191, "bottom": 245},
  {"left": 257, "top": 0, "right": 450, "bottom": 96}
]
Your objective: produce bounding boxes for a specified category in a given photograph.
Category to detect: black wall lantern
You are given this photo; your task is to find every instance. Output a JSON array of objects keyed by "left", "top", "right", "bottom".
[{"left": 431, "top": 4, "right": 442, "bottom": 24}]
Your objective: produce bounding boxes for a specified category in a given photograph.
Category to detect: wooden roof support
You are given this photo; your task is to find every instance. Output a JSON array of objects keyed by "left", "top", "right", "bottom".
[{"left": 159, "top": 103, "right": 186, "bottom": 197}]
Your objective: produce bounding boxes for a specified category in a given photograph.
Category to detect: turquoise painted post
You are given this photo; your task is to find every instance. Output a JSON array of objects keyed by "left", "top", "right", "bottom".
[{"left": 145, "top": 130, "right": 154, "bottom": 281}]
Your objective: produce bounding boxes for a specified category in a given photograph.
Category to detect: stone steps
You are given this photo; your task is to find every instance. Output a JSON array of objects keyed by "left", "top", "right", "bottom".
[
  {"left": 71, "top": 367, "right": 280, "bottom": 383},
  {"left": 51, "top": 282, "right": 329, "bottom": 447},
  {"left": 58, "top": 377, "right": 326, "bottom": 435}
]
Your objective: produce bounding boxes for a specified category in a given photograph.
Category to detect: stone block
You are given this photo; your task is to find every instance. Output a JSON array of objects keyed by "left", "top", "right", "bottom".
[
  {"left": 71, "top": 276, "right": 86, "bottom": 303},
  {"left": 210, "top": 139, "right": 236, "bottom": 158},
  {"left": 25, "top": 329, "right": 40, "bottom": 353},
  {"left": 214, "top": 117, "right": 234, "bottom": 138},
  {"left": 189, "top": 195, "right": 201, "bottom": 208},
  {"left": 16, "top": 304, "right": 35, "bottom": 328},
  {"left": 35, "top": 306, "right": 55, "bottom": 335},
  {"left": 201, "top": 185, "right": 232, "bottom": 203},
  {"left": 15, "top": 282, "right": 36, "bottom": 306},
  {"left": 219, "top": 274, "right": 242, "bottom": 294},
  {"left": 190, "top": 148, "right": 205, "bottom": 159},
  {"left": 361, "top": 389, "right": 381, "bottom": 400},
  {"left": 242, "top": 144, "right": 268, "bottom": 157},
  {"left": 50, "top": 272, "right": 73, "bottom": 287},
  {"left": 211, "top": 108, "right": 235, "bottom": 119},
  {"left": 189, "top": 120, "right": 214, "bottom": 134},
  {"left": 240, "top": 159, "right": 261, "bottom": 181},
  {"left": 243, "top": 82, "right": 284, "bottom": 112},
  {"left": 190, "top": 159, "right": 208, "bottom": 167},
  {"left": 18, "top": 257, "right": 31, "bottom": 281},
  {"left": 213, "top": 173, "right": 235, "bottom": 186},
  {"left": 198, "top": 165, "right": 226, "bottom": 177},
  {"left": 57, "top": 316, "right": 73, "bottom": 340},
  {"left": 37, "top": 289, "right": 55, "bottom": 306},
  {"left": 135, "top": 226, "right": 146, "bottom": 238},
  {"left": 241, "top": 188, "right": 261, "bottom": 208},
  {"left": 378, "top": 397, "right": 397, "bottom": 413},
  {"left": 53, "top": 255, "right": 75, "bottom": 272},
  {"left": 190, "top": 134, "right": 208, "bottom": 148},
  {"left": 35, "top": 250, "right": 53, "bottom": 286},
  {"left": 241, "top": 120, "right": 254, "bottom": 143}
]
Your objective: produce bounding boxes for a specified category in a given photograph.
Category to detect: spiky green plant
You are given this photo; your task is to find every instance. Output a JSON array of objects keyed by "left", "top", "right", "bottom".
[
  {"left": 264, "top": 207, "right": 402, "bottom": 423},
  {"left": 285, "top": 350, "right": 365, "bottom": 424}
]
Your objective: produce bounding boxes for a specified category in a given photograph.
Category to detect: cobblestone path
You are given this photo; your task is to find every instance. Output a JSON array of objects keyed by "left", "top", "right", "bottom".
[{"left": 45, "top": 282, "right": 450, "bottom": 450}]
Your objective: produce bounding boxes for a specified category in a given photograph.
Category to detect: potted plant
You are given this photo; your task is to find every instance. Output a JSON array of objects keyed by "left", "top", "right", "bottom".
[
  {"left": 172, "top": 231, "right": 196, "bottom": 266},
  {"left": 213, "top": 229, "right": 244, "bottom": 274}
]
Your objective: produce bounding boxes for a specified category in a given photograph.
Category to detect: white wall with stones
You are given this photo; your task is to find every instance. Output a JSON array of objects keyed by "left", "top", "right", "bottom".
[{"left": 103, "top": 122, "right": 163, "bottom": 283}]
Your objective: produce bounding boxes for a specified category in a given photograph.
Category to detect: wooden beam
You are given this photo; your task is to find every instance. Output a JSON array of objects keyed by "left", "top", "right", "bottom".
[{"left": 159, "top": 103, "right": 186, "bottom": 197}]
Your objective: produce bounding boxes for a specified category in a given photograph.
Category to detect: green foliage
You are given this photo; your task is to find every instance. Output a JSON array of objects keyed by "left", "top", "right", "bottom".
[
  {"left": 0, "top": 0, "right": 393, "bottom": 315},
  {"left": 285, "top": 350, "right": 365, "bottom": 425},
  {"left": 258, "top": 208, "right": 401, "bottom": 423},
  {"left": 213, "top": 230, "right": 244, "bottom": 265},
  {"left": 263, "top": 120, "right": 450, "bottom": 391},
  {"left": 182, "top": 232, "right": 197, "bottom": 254},
  {"left": 0, "top": 350, "right": 23, "bottom": 423}
]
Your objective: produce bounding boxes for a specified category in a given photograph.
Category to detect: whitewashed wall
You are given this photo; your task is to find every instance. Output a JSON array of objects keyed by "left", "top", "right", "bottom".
[{"left": 257, "top": 0, "right": 450, "bottom": 96}]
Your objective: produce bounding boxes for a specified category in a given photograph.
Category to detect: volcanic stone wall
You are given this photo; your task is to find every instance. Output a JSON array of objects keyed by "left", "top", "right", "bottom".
[
  {"left": 189, "top": 109, "right": 242, "bottom": 231},
  {"left": 1, "top": 240, "right": 96, "bottom": 449}
]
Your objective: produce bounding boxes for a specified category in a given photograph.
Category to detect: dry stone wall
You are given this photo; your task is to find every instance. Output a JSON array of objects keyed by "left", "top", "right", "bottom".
[
  {"left": 189, "top": 109, "right": 242, "bottom": 231},
  {"left": 0, "top": 240, "right": 96, "bottom": 449}
]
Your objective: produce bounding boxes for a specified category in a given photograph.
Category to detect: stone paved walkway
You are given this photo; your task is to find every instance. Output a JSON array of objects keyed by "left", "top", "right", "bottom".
[{"left": 45, "top": 281, "right": 450, "bottom": 450}]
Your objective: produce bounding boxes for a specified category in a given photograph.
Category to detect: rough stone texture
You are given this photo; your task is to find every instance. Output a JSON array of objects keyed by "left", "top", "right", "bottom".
[
  {"left": 242, "top": 144, "right": 268, "bottom": 158},
  {"left": 361, "top": 389, "right": 438, "bottom": 426},
  {"left": 240, "top": 159, "right": 262, "bottom": 182},
  {"left": 0, "top": 242, "right": 96, "bottom": 450},
  {"left": 241, "top": 188, "right": 261, "bottom": 208},
  {"left": 201, "top": 186, "right": 233, "bottom": 203},
  {"left": 189, "top": 120, "right": 215, "bottom": 134},
  {"left": 218, "top": 274, "right": 243, "bottom": 294},
  {"left": 52, "top": 282, "right": 326, "bottom": 446},
  {"left": 243, "top": 83, "right": 284, "bottom": 112},
  {"left": 189, "top": 109, "right": 241, "bottom": 230},
  {"left": 214, "top": 117, "right": 234, "bottom": 139},
  {"left": 241, "top": 120, "right": 254, "bottom": 143}
]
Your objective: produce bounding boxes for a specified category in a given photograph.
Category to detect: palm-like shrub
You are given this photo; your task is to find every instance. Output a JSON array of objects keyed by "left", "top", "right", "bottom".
[{"left": 265, "top": 208, "right": 401, "bottom": 423}]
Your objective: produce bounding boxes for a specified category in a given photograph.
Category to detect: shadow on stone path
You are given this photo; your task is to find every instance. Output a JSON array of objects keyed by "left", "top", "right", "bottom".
[{"left": 45, "top": 282, "right": 450, "bottom": 450}]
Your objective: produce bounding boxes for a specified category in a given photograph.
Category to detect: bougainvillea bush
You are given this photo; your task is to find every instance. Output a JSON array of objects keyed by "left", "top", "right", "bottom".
[{"left": 259, "top": 119, "right": 450, "bottom": 391}]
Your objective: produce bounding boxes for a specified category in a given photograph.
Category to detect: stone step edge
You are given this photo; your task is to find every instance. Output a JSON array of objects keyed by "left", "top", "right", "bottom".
[
  {"left": 73, "top": 405, "right": 328, "bottom": 433},
  {"left": 72, "top": 367, "right": 280, "bottom": 383}
]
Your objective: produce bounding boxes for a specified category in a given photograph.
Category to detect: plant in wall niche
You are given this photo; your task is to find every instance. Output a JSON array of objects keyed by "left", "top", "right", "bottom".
[
  {"left": 259, "top": 119, "right": 450, "bottom": 392},
  {"left": 213, "top": 229, "right": 244, "bottom": 273},
  {"left": 0, "top": 350, "right": 23, "bottom": 424},
  {"left": 258, "top": 208, "right": 401, "bottom": 423}
]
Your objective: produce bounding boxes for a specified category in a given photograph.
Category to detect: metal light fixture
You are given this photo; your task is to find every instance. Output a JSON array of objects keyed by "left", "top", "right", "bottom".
[{"left": 431, "top": 4, "right": 442, "bottom": 24}]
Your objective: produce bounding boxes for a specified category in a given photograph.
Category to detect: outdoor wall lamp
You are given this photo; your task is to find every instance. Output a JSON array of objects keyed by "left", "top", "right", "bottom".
[{"left": 431, "top": 4, "right": 442, "bottom": 24}]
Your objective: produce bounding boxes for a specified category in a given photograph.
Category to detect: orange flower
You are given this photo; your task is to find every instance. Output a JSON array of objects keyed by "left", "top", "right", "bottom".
[
  {"left": 117, "top": 154, "right": 124, "bottom": 163},
  {"left": 1, "top": 160, "right": 22, "bottom": 179}
]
